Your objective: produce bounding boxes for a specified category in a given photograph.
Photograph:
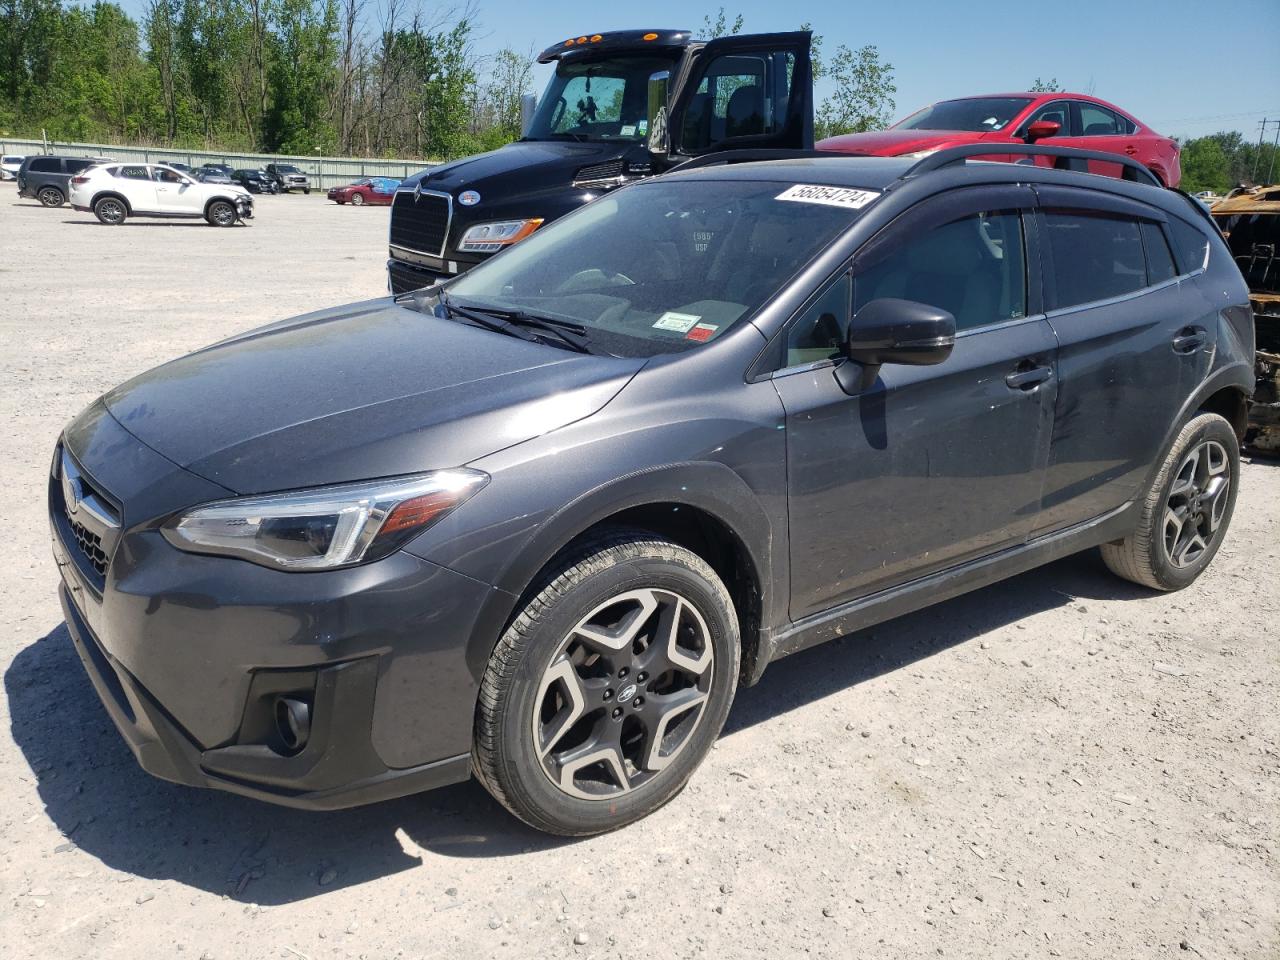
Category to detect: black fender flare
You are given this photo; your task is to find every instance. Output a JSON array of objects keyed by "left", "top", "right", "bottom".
[{"left": 460, "top": 460, "right": 779, "bottom": 683}]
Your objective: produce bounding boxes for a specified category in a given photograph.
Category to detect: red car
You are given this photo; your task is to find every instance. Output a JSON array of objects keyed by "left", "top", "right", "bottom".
[
  {"left": 820, "top": 93, "right": 1181, "bottom": 188},
  {"left": 326, "top": 177, "right": 400, "bottom": 205}
]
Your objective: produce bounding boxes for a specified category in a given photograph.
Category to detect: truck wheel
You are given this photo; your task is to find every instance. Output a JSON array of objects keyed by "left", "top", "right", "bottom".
[
  {"left": 1101, "top": 412, "right": 1239, "bottom": 591},
  {"left": 303, "top": 186, "right": 311, "bottom": 195},
  {"left": 351, "top": 193, "right": 364, "bottom": 206},
  {"left": 93, "top": 196, "right": 127, "bottom": 225},
  {"left": 37, "top": 186, "right": 64, "bottom": 207},
  {"left": 206, "top": 200, "right": 236, "bottom": 227},
  {"left": 473, "top": 529, "right": 740, "bottom": 836}
]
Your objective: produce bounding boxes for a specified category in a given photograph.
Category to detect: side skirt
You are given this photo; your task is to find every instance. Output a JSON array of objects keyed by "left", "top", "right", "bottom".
[{"left": 755, "top": 500, "right": 1138, "bottom": 676}]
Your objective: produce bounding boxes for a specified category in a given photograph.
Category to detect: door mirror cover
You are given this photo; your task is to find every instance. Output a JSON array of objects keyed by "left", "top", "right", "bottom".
[
  {"left": 647, "top": 104, "right": 669, "bottom": 156},
  {"left": 845, "top": 298, "right": 956, "bottom": 367},
  {"left": 1025, "top": 119, "right": 1061, "bottom": 142}
]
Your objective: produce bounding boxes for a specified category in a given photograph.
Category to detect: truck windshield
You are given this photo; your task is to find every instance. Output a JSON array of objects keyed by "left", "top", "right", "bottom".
[
  {"left": 440, "top": 178, "right": 872, "bottom": 357},
  {"left": 526, "top": 55, "right": 676, "bottom": 143},
  {"left": 896, "top": 97, "right": 1033, "bottom": 133}
]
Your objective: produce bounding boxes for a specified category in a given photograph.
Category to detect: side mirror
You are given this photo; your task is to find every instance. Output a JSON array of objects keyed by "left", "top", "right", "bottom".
[
  {"left": 519, "top": 93, "right": 537, "bottom": 137},
  {"left": 1025, "top": 119, "right": 1061, "bottom": 142},
  {"left": 647, "top": 105, "right": 669, "bottom": 156},
  {"left": 834, "top": 298, "right": 956, "bottom": 395}
]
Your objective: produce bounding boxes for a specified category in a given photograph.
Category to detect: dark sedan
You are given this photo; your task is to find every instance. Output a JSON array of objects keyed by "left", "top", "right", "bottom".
[{"left": 232, "top": 169, "right": 279, "bottom": 194}]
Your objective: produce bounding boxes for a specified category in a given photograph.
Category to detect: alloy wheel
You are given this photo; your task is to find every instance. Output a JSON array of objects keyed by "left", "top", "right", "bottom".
[
  {"left": 210, "top": 202, "right": 235, "bottom": 226},
  {"left": 38, "top": 187, "right": 62, "bottom": 206},
  {"left": 531, "top": 588, "right": 714, "bottom": 801},
  {"left": 1164, "top": 439, "right": 1230, "bottom": 568},
  {"left": 97, "top": 199, "right": 124, "bottom": 224},
  {"left": 351, "top": 193, "right": 364, "bottom": 205}
]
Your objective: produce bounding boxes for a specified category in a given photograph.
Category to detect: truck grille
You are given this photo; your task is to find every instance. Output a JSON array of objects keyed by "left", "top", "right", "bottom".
[
  {"left": 390, "top": 190, "right": 450, "bottom": 257},
  {"left": 67, "top": 516, "right": 109, "bottom": 578}
]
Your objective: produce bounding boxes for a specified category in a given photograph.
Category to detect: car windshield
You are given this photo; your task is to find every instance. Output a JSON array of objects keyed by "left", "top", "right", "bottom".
[
  {"left": 439, "top": 178, "right": 872, "bottom": 357},
  {"left": 525, "top": 54, "right": 677, "bottom": 143},
  {"left": 277, "top": 165, "right": 300, "bottom": 173},
  {"left": 896, "top": 97, "right": 1034, "bottom": 132}
]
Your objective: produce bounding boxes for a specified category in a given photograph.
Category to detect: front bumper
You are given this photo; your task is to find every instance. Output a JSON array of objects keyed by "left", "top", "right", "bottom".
[{"left": 50, "top": 405, "right": 495, "bottom": 808}]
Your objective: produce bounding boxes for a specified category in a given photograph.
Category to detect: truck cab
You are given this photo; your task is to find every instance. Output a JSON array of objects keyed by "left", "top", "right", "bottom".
[{"left": 387, "top": 28, "right": 813, "bottom": 293}]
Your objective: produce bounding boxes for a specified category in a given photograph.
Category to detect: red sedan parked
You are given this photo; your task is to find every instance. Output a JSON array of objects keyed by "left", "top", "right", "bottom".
[
  {"left": 820, "top": 93, "right": 1181, "bottom": 188},
  {"left": 326, "top": 177, "right": 400, "bottom": 205}
]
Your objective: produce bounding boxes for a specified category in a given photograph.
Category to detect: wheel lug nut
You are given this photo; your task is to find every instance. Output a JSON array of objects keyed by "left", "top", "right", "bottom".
[
  {"left": 634, "top": 696, "right": 644, "bottom": 708},
  {"left": 618, "top": 667, "right": 629, "bottom": 679},
  {"left": 636, "top": 672, "right": 648, "bottom": 683},
  {"left": 611, "top": 707, "right": 623, "bottom": 720},
  {"left": 603, "top": 689, "right": 613, "bottom": 701}
]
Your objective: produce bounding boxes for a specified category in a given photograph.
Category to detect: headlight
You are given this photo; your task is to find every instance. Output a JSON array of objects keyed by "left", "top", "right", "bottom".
[
  {"left": 457, "top": 218, "right": 543, "bottom": 253},
  {"left": 161, "top": 469, "right": 488, "bottom": 571}
]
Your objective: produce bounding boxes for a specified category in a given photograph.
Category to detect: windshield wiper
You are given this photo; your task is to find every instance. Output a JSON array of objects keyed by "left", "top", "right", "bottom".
[{"left": 441, "top": 294, "right": 594, "bottom": 353}]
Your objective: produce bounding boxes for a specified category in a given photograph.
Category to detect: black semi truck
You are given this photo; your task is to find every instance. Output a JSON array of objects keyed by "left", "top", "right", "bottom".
[{"left": 387, "top": 28, "right": 814, "bottom": 293}]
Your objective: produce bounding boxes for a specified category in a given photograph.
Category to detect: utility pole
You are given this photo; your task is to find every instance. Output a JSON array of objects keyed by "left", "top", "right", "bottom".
[{"left": 1268, "top": 121, "right": 1280, "bottom": 185}]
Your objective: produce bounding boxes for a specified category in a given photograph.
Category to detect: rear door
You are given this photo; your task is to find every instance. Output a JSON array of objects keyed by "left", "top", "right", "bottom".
[
  {"left": 1031, "top": 186, "right": 1206, "bottom": 534},
  {"left": 667, "top": 31, "right": 813, "bottom": 156},
  {"left": 114, "top": 164, "right": 159, "bottom": 211}
]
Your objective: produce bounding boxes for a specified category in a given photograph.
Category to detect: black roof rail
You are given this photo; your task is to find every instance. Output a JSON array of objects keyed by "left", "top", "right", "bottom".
[
  {"left": 901, "top": 143, "right": 1163, "bottom": 188},
  {"left": 669, "top": 148, "right": 843, "bottom": 173}
]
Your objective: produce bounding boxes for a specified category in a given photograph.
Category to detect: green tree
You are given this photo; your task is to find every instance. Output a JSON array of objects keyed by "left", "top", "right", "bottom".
[
  {"left": 699, "top": 7, "right": 743, "bottom": 39},
  {"left": 265, "top": 0, "right": 338, "bottom": 152},
  {"left": 483, "top": 46, "right": 534, "bottom": 144},
  {"left": 1030, "top": 77, "right": 1061, "bottom": 93},
  {"left": 815, "top": 43, "right": 896, "bottom": 139}
]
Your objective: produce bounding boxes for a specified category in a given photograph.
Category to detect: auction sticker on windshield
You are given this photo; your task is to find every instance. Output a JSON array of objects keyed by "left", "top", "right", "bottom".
[
  {"left": 652, "top": 311, "right": 701, "bottom": 332},
  {"left": 776, "top": 184, "right": 879, "bottom": 210}
]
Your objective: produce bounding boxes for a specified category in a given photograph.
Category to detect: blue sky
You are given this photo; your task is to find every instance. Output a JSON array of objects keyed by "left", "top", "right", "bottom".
[{"left": 119, "top": 0, "right": 1279, "bottom": 140}]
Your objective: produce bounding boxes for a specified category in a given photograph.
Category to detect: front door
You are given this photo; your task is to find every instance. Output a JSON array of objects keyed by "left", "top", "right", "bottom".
[
  {"left": 153, "top": 167, "right": 202, "bottom": 213},
  {"left": 667, "top": 31, "right": 813, "bottom": 157},
  {"left": 773, "top": 186, "right": 1058, "bottom": 620}
]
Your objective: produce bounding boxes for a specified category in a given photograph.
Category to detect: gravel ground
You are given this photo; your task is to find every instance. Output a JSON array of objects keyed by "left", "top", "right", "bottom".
[{"left": 1, "top": 192, "right": 1277, "bottom": 960}]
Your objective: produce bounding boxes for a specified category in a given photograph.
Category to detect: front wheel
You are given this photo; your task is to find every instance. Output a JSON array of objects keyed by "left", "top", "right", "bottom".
[
  {"left": 206, "top": 200, "right": 236, "bottom": 227},
  {"left": 351, "top": 193, "right": 364, "bottom": 206},
  {"left": 473, "top": 530, "right": 740, "bottom": 836},
  {"left": 303, "top": 186, "right": 311, "bottom": 195},
  {"left": 93, "top": 196, "right": 127, "bottom": 225},
  {"left": 37, "top": 186, "right": 64, "bottom": 207},
  {"left": 1101, "top": 412, "right": 1240, "bottom": 590}
]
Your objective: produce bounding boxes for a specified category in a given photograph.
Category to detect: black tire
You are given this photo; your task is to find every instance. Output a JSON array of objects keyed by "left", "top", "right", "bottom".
[
  {"left": 473, "top": 529, "right": 740, "bottom": 836},
  {"left": 37, "top": 186, "right": 64, "bottom": 207},
  {"left": 303, "top": 186, "right": 311, "bottom": 195},
  {"left": 206, "top": 200, "right": 236, "bottom": 227},
  {"left": 1101, "top": 412, "right": 1240, "bottom": 591},
  {"left": 351, "top": 193, "right": 364, "bottom": 206},
  {"left": 93, "top": 196, "right": 127, "bottom": 225}
]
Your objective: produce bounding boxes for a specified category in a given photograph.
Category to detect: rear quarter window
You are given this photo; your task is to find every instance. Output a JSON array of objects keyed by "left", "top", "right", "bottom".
[
  {"left": 1167, "top": 218, "right": 1209, "bottom": 275},
  {"left": 1044, "top": 210, "right": 1146, "bottom": 307},
  {"left": 1141, "top": 221, "right": 1177, "bottom": 284}
]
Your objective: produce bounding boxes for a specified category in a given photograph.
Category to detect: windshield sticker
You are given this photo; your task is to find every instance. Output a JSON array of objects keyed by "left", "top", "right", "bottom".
[
  {"left": 637, "top": 120, "right": 648, "bottom": 134},
  {"left": 620, "top": 124, "right": 637, "bottom": 137},
  {"left": 776, "top": 184, "right": 879, "bottom": 210},
  {"left": 653, "top": 311, "right": 700, "bottom": 333},
  {"left": 685, "top": 323, "right": 718, "bottom": 342}
]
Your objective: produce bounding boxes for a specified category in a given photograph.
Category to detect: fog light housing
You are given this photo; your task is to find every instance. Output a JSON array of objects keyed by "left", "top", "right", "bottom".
[{"left": 275, "top": 697, "right": 311, "bottom": 753}]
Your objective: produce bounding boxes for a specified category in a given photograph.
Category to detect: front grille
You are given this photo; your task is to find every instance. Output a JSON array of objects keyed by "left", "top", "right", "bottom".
[
  {"left": 388, "top": 258, "right": 441, "bottom": 295},
  {"left": 390, "top": 191, "right": 450, "bottom": 256},
  {"left": 67, "top": 514, "right": 108, "bottom": 578}
]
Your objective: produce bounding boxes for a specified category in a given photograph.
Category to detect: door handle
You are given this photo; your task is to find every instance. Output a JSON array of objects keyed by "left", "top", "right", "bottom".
[
  {"left": 1172, "top": 327, "right": 1206, "bottom": 354},
  {"left": 1005, "top": 363, "right": 1053, "bottom": 390}
]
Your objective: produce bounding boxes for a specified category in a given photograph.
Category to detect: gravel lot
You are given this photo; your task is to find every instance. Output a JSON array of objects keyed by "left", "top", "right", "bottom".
[{"left": 1, "top": 191, "right": 1277, "bottom": 960}]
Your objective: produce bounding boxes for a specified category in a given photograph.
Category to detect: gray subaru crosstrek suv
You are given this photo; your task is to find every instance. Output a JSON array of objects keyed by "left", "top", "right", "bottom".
[{"left": 50, "top": 145, "right": 1253, "bottom": 835}]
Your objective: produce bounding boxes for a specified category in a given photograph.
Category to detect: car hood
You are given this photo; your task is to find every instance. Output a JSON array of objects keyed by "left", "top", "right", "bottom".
[
  {"left": 818, "top": 128, "right": 992, "bottom": 155},
  {"left": 104, "top": 298, "right": 645, "bottom": 494},
  {"left": 402, "top": 139, "right": 626, "bottom": 195}
]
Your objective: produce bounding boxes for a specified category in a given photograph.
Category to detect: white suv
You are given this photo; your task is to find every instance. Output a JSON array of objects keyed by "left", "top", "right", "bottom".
[{"left": 68, "top": 162, "right": 253, "bottom": 226}]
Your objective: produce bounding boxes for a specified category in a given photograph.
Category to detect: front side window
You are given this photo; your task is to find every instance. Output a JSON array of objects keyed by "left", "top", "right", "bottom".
[
  {"left": 527, "top": 55, "right": 676, "bottom": 144},
  {"left": 853, "top": 211, "right": 1027, "bottom": 332},
  {"left": 896, "top": 97, "right": 1034, "bottom": 133},
  {"left": 1018, "top": 100, "right": 1071, "bottom": 137},
  {"left": 442, "top": 179, "right": 869, "bottom": 357},
  {"left": 680, "top": 52, "right": 795, "bottom": 152},
  {"left": 155, "top": 168, "right": 185, "bottom": 183},
  {"left": 1044, "top": 211, "right": 1145, "bottom": 307},
  {"left": 65, "top": 159, "right": 93, "bottom": 174},
  {"left": 786, "top": 274, "right": 851, "bottom": 367}
]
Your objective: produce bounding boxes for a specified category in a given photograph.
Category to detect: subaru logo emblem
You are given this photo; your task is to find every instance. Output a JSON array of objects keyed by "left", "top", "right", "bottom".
[
  {"left": 62, "top": 470, "right": 80, "bottom": 515},
  {"left": 617, "top": 683, "right": 637, "bottom": 704},
  {"left": 458, "top": 189, "right": 481, "bottom": 206}
]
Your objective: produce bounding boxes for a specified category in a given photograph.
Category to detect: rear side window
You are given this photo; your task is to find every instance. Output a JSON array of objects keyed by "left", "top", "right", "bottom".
[
  {"left": 1142, "top": 221, "right": 1177, "bottom": 284},
  {"left": 29, "top": 157, "right": 59, "bottom": 173},
  {"left": 1044, "top": 211, "right": 1145, "bottom": 307},
  {"left": 1167, "top": 218, "right": 1209, "bottom": 275},
  {"left": 118, "top": 165, "right": 151, "bottom": 180},
  {"left": 1076, "top": 103, "right": 1135, "bottom": 136}
]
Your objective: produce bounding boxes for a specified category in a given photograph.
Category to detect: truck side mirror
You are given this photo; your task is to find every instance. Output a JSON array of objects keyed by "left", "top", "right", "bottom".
[
  {"left": 519, "top": 94, "right": 537, "bottom": 137},
  {"left": 646, "top": 71, "right": 670, "bottom": 156}
]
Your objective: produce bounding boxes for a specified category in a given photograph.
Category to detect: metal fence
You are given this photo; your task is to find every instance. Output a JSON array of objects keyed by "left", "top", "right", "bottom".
[{"left": 0, "top": 137, "right": 439, "bottom": 190}]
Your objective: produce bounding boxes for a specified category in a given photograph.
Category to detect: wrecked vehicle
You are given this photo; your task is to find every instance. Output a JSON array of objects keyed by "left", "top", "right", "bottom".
[{"left": 1213, "top": 185, "right": 1280, "bottom": 452}]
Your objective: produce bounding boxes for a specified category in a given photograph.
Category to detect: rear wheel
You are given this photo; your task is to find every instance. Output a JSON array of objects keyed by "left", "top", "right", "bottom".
[
  {"left": 473, "top": 530, "right": 740, "bottom": 835},
  {"left": 1101, "top": 412, "right": 1239, "bottom": 590},
  {"left": 207, "top": 200, "right": 236, "bottom": 227},
  {"left": 93, "top": 196, "right": 127, "bottom": 225},
  {"left": 37, "top": 186, "right": 64, "bottom": 207},
  {"left": 351, "top": 193, "right": 364, "bottom": 206}
]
